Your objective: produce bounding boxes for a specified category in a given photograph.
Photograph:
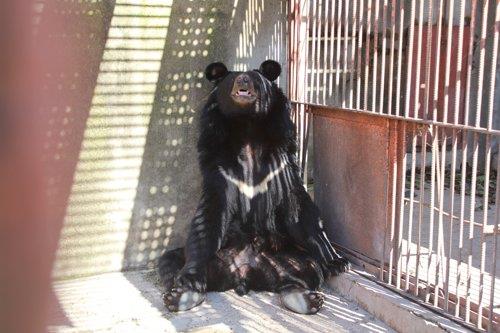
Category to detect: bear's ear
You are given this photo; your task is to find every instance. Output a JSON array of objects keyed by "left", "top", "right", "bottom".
[
  {"left": 205, "top": 62, "right": 228, "bottom": 82},
  {"left": 259, "top": 60, "right": 281, "bottom": 81}
]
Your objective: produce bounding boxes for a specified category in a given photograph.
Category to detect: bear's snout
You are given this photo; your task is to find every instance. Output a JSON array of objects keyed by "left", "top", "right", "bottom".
[{"left": 231, "top": 73, "right": 257, "bottom": 105}]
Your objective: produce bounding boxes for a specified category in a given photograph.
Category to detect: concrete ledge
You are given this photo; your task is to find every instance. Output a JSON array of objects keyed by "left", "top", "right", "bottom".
[{"left": 328, "top": 269, "right": 469, "bottom": 333}]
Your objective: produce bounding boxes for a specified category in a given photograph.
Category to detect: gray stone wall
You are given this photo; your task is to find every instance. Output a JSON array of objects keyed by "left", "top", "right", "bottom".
[{"left": 52, "top": 0, "right": 287, "bottom": 280}]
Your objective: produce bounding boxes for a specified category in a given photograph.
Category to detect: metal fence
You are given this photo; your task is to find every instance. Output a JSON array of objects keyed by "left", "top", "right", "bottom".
[{"left": 287, "top": 0, "right": 500, "bottom": 330}]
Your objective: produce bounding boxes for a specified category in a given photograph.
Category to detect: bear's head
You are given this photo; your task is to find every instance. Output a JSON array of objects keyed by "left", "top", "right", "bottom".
[{"left": 204, "top": 60, "right": 282, "bottom": 117}]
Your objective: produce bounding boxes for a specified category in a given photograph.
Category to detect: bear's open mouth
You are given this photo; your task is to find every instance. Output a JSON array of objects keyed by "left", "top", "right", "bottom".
[
  {"left": 236, "top": 89, "right": 252, "bottom": 97},
  {"left": 232, "top": 89, "right": 257, "bottom": 104}
]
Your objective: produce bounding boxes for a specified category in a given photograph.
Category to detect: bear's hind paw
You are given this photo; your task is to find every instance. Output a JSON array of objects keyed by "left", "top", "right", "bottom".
[{"left": 280, "top": 288, "right": 324, "bottom": 315}]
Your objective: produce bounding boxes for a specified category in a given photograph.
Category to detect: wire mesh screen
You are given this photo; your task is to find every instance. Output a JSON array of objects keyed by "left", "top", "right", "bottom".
[{"left": 287, "top": 0, "right": 500, "bottom": 330}]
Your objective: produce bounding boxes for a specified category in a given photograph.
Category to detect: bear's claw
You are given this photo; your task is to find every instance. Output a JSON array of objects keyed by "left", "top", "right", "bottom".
[{"left": 163, "top": 285, "right": 205, "bottom": 312}]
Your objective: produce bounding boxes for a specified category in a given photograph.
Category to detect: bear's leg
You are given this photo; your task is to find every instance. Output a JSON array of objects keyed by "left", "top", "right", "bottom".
[
  {"left": 159, "top": 248, "right": 206, "bottom": 312},
  {"left": 254, "top": 251, "right": 326, "bottom": 315},
  {"left": 167, "top": 193, "right": 233, "bottom": 311},
  {"left": 285, "top": 190, "right": 350, "bottom": 277},
  {"left": 161, "top": 247, "right": 242, "bottom": 312},
  {"left": 158, "top": 247, "right": 184, "bottom": 290}
]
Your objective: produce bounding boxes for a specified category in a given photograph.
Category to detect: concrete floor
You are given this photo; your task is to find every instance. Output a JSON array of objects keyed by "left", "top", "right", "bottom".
[{"left": 47, "top": 270, "right": 394, "bottom": 333}]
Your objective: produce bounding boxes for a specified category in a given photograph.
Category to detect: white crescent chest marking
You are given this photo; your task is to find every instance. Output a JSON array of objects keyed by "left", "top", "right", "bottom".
[{"left": 219, "top": 160, "right": 287, "bottom": 199}]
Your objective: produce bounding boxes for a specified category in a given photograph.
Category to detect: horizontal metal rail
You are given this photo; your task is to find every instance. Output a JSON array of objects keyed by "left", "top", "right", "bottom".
[{"left": 291, "top": 101, "right": 500, "bottom": 137}]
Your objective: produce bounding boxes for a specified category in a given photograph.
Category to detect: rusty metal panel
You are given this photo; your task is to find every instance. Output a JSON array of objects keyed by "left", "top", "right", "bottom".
[{"left": 312, "top": 106, "right": 396, "bottom": 264}]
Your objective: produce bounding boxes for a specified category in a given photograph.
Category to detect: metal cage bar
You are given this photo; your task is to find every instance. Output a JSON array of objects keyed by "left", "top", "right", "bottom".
[{"left": 288, "top": 0, "right": 500, "bottom": 330}]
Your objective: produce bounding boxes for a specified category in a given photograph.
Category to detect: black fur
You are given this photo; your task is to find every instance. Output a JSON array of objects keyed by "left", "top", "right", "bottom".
[{"left": 159, "top": 60, "right": 349, "bottom": 313}]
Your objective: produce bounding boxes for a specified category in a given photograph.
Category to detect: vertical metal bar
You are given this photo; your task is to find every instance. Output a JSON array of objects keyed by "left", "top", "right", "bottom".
[
  {"left": 425, "top": 126, "right": 438, "bottom": 303},
  {"left": 293, "top": 1, "right": 297, "bottom": 100},
  {"left": 483, "top": 4, "right": 500, "bottom": 328},
  {"left": 394, "top": 0, "right": 404, "bottom": 117},
  {"left": 405, "top": 126, "right": 418, "bottom": 291},
  {"left": 349, "top": 0, "right": 358, "bottom": 109},
  {"left": 430, "top": 0, "right": 456, "bottom": 310},
  {"left": 467, "top": 1, "right": 490, "bottom": 324},
  {"left": 299, "top": 103, "right": 305, "bottom": 168},
  {"left": 456, "top": 130, "right": 469, "bottom": 318},
  {"left": 335, "top": 0, "right": 343, "bottom": 106},
  {"left": 411, "top": 0, "right": 425, "bottom": 120},
  {"left": 489, "top": 154, "right": 500, "bottom": 332},
  {"left": 444, "top": 129, "right": 458, "bottom": 311},
  {"left": 355, "top": 0, "right": 364, "bottom": 109},
  {"left": 315, "top": 0, "right": 323, "bottom": 105},
  {"left": 434, "top": 128, "right": 447, "bottom": 307},
  {"left": 474, "top": 1, "right": 490, "bottom": 129},
  {"left": 298, "top": 102, "right": 303, "bottom": 178},
  {"left": 388, "top": 121, "right": 399, "bottom": 285},
  {"left": 442, "top": 0, "right": 456, "bottom": 124},
  {"left": 386, "top": 0, "right": 396, "bottom": 115},
  {"left": 463, "top": 0, "right": 478, "bottom": 127},
  {"left": 455, "top": 0, "right": 477, "bottom": 318},
  {"left": 363, "top": 0, "right": 372, "bottom": 110},
  {"left": 378, "top": 0, "right": 388, "bottom": 114},
  {"left": 328, "top": 0, "right": 336, "bottom": 101},
  {"left": 466, "top": 132, "right": 479, "bottom": 323},
  {"left": 478, "top": 134, "right": 492, "bottom": 329},
  {"left": 487, "top": 1, "right": 500, "bottom": 132},
  {"left": 309, "top": 0, "right": 317, "bottom": 104},
  {"left": 453, "top": 0, "right": 466, "bottom": 126},
  {"left": 341, "top": 0, "right": 349, "bottom": 108},
  {"left": 403, "top": 0, "right": 415, "bottom": 118},
  {"left": 302, "top": 0, "right": 311, "bottom": 104},
  {"left": 287, "top": 4, "right": 292, "bottom": 95},
  {"left": 298, "top": 0, "right": 308, "bottom": 173},
  {"left": 396, "top": 122, "right": 407, "bottom": 289},
  {"left": 422, "top": 0, "right": 437, "bottom": 122},
  {"left": 371, "top": 0, "right": 380, "bottom": 112},
  {"left": 291, "top": 0, "right": 297, "bottom": 101},
  {"left": 415, "top": 126, "right": 429, "bottom": 296},
  {"left": 445, "top": 9, "right": 466, "bottom": 312},
  {"left": 322, "top": 0, "right": 329, "bottom": 104},
  {"left": 302, "top": 105, "right": 311, "bottom": 185}
]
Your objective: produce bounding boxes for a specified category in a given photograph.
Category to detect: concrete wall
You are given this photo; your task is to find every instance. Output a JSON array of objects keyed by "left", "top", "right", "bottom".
[{"left": 49, "top": 0, "right": 288, "bottom": 280}]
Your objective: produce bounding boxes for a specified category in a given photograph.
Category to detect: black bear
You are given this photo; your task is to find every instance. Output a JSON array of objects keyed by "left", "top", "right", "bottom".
[{"left": 159, "top": 60, "right": 349, "bottom": 314}]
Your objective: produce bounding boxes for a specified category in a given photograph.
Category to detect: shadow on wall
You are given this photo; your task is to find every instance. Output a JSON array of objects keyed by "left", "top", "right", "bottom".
[
  {"left": 122, "top": 0, "right": 228, "bottom": 271},
  {"left": 51, "top": 0, "right": 288, "bottom": 279}
]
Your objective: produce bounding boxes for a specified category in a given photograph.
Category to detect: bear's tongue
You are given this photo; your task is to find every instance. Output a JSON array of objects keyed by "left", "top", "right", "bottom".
[{"left": 237, "top": 90, "right": 250, "bottom": 96}]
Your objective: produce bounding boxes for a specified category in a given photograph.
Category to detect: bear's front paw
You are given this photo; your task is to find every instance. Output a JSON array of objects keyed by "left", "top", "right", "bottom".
[
  {"left": 163, "top": 269, "right": 207, "bottom": 312},
  {"left": 163, "top": 286, "right": 206, "bottom": 312},
  {"left": 174, "top": 269, "right": 207, "bottom": 293},
  {"left": 327, "top": 257, "right": 350, "bottom": 276}
]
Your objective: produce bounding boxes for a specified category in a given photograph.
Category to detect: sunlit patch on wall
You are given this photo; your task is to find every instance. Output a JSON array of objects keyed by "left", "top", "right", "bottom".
[
  {"left": 53, "top": 0, "right": 173, "bottom": 280},
  {"left": 230, "top": 0, "right": 287, "bottom": 87},
  {"left": 37, "top": 0, "right": 118, "bottom": 251},
  {"left": 122, "top": 0, "right": 222, "bottom": 271}
]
